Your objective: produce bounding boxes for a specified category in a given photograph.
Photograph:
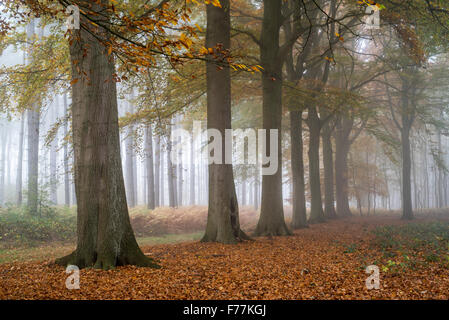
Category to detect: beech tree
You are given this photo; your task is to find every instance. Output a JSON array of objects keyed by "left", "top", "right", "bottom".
[{"left": 201, "top": 0, "right": 249, "bottom": 243}]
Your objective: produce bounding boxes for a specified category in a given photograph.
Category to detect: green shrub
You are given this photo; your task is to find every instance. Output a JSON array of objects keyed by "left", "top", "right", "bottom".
[{"left": 0, "top": 207, "right": 76, "bottom": 246}]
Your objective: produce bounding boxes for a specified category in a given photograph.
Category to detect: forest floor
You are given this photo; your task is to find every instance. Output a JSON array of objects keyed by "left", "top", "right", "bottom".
[{"left": 0, "top": 213, "right": 449, "bottom": 299}]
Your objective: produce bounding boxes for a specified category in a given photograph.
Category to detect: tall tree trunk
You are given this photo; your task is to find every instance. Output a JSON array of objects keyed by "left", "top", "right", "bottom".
[
  {"left": 154, "top": 134, "right": 160, "bottom": 207},
  {"left": 16, "top": 113, "right": 25, "bottom": 206},
  {"left": 307, "top": 110, "right": 325, "bottom": 223},
  {"left": 400, "top": 75, "right": 414, "bottom": 220},
  {"left": 55, "top": 1, "right": 158, "bottom": 269},
  {"left": 201, "top": 0, "right": 249, "bottom": 243},
  {"left": 254, "top": 0, "right": 291, "bottom": 236},
  {"left": 401, "top": 126, "right": 413, "bottom": 219},
  {"left": 50, "top": 97, "right": 59, "bottom": 205},
  {"left": 26, "top": 20, "right": 40, "bottom": 215},
  {"left": 334, "top": 116, "right": 352, "bottom": 217},
  {"left": 146, "top": 125, "right": 155, "bottom": 210},
  {"left": 290, "top": 111, "right": 307, "bottom": 228},
  {"left": 167, "top": 127, "right": 176, "bottom": 208},
  {"left": 321, "top": 121, "right": 337, "bottom": 219}
]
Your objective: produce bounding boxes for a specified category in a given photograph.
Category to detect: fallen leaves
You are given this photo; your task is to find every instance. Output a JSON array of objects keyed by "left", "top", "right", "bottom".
[{"left": 0, "top": 216, "right": 448, "bottom": 300}]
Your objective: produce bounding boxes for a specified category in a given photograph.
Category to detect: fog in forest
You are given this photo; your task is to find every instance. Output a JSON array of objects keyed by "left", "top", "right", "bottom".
[{"left": 1, "top": 0, "right": 449, "bottom": 301}]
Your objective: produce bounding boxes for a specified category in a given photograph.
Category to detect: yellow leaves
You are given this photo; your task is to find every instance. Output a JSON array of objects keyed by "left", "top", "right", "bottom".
[
  {"left": 357, "top": 0, "right": 386, "bottom": 10},
  {"left": 204, "top": 0, "right": 222, "bottom": 7},
  {"left": 195, "top": 23, "right": 203, "bottom": 32},
  {"left": 335, "top": 32, "right": 344, "bottom": 42},
  {"left": 199, "top": 47, "right": 209, "bottom": 55}
]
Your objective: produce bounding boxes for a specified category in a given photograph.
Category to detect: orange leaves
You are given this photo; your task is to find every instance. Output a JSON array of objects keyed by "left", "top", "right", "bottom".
[{"left": 1, "top": 215, "right": 449, "bottom": 299}]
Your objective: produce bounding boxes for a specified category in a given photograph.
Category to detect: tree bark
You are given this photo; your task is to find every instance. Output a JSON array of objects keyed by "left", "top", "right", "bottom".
[
  {"left": 254, "top": 0, "right": 291, "bottom": 236},
  {"left": 26, "top": 20, "right": 40, "bottom": 215},
  {"left": 321, "top": 121, "right": 337, "bottom": 219},
  {"left": 307, "top": 108, "right": 325, "bottom": 223},
  {"left": 290, "top": 111, "right": 307, "bottom": 228},
  {"left": 334, "top": 116, "right": 353, "bottom": 217},
  {"left": 55, "top": 1, "right": 158, "bottom": 269},
  {"left": 201, "top": 0, "right": 249, "bottom": 243}
]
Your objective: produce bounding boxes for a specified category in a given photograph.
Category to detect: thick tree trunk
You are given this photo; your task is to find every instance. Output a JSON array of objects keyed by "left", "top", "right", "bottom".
[
  {"left": 254, "top": 0, "right": 291, "bottom": 236},
  {"left": 55, "top": 1, "right": 158, "bottom": 269},
  {"left": 201, "top": 0, "right": 249, "bottom": 243},
  {"left": 307, "top": 110, "right": 325, "bottom": 223},
  {"left": 146, "top": 125, "right": 155, "bottom": 210},
  {"left": 16, "top": 113, "right": 25, "bottom": 206},
  {"left": 290, "top": 110, "right": 307, "bottom": 228},
  {"left": 322, "top": 123, "right": 337, "bottom": 219}
]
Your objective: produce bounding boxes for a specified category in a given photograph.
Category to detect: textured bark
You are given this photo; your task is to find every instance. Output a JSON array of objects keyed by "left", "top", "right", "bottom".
[
  {"left": 145, "top": 125, "right": 155, "bottom": 210},
  {"left": 201, "top": 0, "right": 249, "bottom": 243},
  {"left": 321, "top": 123, "right": 337, "bottom": 219},
  {"left": 254, "top": 0, "right": 291, "bottom": 236},
  {"left": 55, "top": 1, "right": 158, "bottom": 269},
  {"left": 290, "top": 111, "right": 307, "bottom": 229}
]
